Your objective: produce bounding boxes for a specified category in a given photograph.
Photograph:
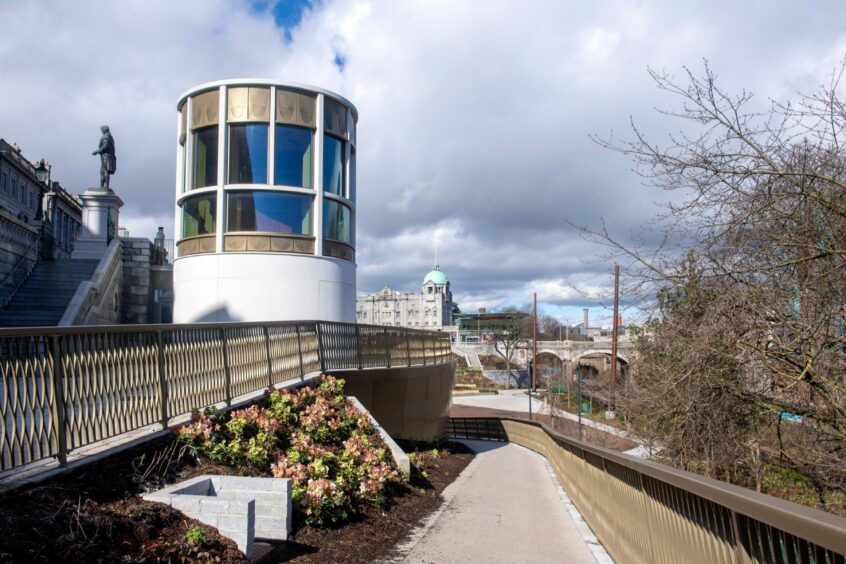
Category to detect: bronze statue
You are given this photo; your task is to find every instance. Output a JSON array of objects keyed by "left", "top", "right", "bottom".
[{"left": 92, "top": 125, "right": 116, "bottom": 189}]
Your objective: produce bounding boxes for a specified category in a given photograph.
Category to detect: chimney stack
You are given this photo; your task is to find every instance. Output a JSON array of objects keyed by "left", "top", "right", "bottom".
[
  {"left": 617, "top": 313, "right": 623, "bottom": 329},
  {"left": 583, "top": 308, "right": 589, "bottom": 329}
]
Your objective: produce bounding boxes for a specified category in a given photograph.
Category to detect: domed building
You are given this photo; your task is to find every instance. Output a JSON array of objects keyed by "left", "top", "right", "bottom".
[{"left": 355, "top": 264, "right": 459, "bottom": 329}]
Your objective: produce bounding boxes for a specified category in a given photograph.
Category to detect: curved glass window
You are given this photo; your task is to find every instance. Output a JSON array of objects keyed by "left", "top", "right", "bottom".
[
  {"left": 323, "top": 135, "right": 344, "bottom": 196},
  {"left": 349, "top": 149, "right": 356, "bottom": 202},
  {"left": 227, "top": 191, "right": 312, "bottom": 235},
  {"left": 323, "top": 199, "right": 351, "bottom": 244},
  {"left": 228, "top": 124, "right": 268, "bottom": 184},
  {"left": 192, "top": 127, "right": 218, "bottom": 189},
  {"left": 182, "top": 193, "right": 216, "bottom": 238},
  {"left": 274, "top": 125, "right": 312, "bottom": 188}
]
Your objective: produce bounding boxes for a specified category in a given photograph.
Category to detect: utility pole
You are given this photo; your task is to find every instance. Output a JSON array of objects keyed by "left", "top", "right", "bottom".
[
  {"left": 577, "top": 364, "right": 583, "bottom": 439},
  {"left": 532, "top": 292, "right": 537, "bottom": 393},
  {"left": 610, "top": 264, "right": 620, "bottom": 415}
]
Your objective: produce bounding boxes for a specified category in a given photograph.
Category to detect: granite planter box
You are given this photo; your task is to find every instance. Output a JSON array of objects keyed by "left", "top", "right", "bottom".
[{"left": 144, "top": 475, "right": 292, "bottom": 560}]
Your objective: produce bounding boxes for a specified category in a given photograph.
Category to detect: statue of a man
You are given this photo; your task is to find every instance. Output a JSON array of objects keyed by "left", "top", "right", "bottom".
[{"left": 91, "top": 125, "right": 116, "bottom": 190}]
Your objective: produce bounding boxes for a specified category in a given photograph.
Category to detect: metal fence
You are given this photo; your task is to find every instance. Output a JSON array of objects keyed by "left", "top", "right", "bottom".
[
  {"left": 449, "top": 417, "right": 846, "bottom": 564},
  {"left": 0, "top": 321, "right": 452, "bottom": 472}
]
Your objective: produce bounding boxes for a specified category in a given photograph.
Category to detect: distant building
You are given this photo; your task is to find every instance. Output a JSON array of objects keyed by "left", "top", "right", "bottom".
[
  {"left": 356, "top": 264, "right": 459, "bottom": 329},
  {"left": 43, "top": 180, "right": 82, "bottom": 259},
  {"left": 454, "top": 310, "right": 529, "bottom": 344},
  {"left": 0, "top": 139, "right": 47, "bottom": 224}
]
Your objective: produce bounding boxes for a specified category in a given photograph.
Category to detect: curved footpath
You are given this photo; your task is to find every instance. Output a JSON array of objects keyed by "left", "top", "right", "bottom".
[
  {"left": 453, "top": 390, "right": 649, "bottom": 457},
  {"left": 386, "top": 439, "right": 611, "bottom": 563}
]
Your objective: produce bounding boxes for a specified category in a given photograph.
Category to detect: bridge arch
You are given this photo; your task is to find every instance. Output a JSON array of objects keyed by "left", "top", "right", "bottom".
[
  {"left": 574, "top": 350, "right": 629, "bottom": 365},
  {"left": 536, "top": 349, "right": 567, "bottom": 362}
]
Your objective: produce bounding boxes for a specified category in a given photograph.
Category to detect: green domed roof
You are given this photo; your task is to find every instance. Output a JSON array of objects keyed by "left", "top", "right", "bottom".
[{"left": 423, "top": 264, "right": 448, "bottom": 285}]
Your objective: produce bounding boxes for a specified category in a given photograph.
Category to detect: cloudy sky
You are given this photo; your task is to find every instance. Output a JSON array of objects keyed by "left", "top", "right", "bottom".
[{"left": 1, "top": 0, "right": 844, "bottom": 326}]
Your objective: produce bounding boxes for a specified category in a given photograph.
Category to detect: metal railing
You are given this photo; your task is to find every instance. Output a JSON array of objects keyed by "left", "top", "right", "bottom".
[
  {"left": 449, "top": 417, "right": 846, "bottom": 563},
  {"left": 0, "top": 321, "right": 452, "bottom": 473},
  {"left": 151, "top": 238, "right": 174, "bottom": 265}
]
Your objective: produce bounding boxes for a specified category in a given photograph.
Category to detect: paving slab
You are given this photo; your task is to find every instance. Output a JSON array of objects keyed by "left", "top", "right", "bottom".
[{"left": 392, "top": 439, "right": 601, "bottom": 564}]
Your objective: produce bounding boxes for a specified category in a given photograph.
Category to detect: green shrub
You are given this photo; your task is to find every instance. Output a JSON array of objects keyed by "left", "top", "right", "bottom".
[
  {"left": 184, "top": 526, "right": 206, "bottom": 546},
  {"left": 175, "top": 375, "right": 398, "bottom": 527}
]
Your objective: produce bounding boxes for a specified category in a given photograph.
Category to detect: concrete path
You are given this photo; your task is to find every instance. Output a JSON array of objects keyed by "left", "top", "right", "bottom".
[
  {"left": 453, "top": 390, "right": 650, "bottom": 457},
  {"left": 389, "top": 440, "right": 605, "bottom": 564}
]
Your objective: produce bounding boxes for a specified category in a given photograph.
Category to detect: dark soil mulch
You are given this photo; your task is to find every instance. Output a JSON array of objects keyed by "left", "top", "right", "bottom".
[
  {"left": 0, "top": 436, "right": 247, "bottom": 563},
  {"left": 255, "top": 440, "right": 474, "bottom": 562},
  {"left": 0, "top": 436, "right": 474, "bottom": 563},
  {"left": 449, "top": 404, "right": 638, "bottom": 451}
]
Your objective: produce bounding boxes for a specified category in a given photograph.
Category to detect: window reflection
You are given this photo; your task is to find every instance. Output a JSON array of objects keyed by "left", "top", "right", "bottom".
[
  {"left": 275, "top": 125, "right": 312, "bottom": 188},
  {"left": 193, "top": 127, "right": 218, "bottom": 189},
  {"left": 227, "top": 191, "right": 312, "bottom": 235},
  {"left": 323, "top": 199, "right": 351, "bottom": 244},
  {"left": 349, "top": 149, "right": 356, "bottom": 202},
  {"left": 182, "top": 194, "right": 216, "bottom": 238},
  {"left": 229, "top": 124, "right": 268, "bottom": 184},
  {"left": 323, "top": 135, "right": 344, "bottom": 196}
]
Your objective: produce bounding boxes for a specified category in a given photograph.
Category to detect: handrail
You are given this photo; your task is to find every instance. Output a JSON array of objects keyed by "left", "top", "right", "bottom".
[
  {"left": 450, "top": 417, "right": 846, "bottom": 562},
  {"left": 0, "top": 319, "right": 450, "bottom": 337},
  {"left": 59, "top": 239, "right": 123, "bottom": 325},
  {"left": 0, "top": 232, "right": 39, "bottom": 300},
  {"left": 0, "top": 320, "right": 452, "bottom": 473}
]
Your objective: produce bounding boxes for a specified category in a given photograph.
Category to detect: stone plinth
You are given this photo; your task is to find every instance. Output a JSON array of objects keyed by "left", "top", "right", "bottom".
[
  {"left": 72, "top": 187, "right": 123, "bottom": 260},
  {"left": 144, "top": 475, "right": 292, "bottom": 559}
]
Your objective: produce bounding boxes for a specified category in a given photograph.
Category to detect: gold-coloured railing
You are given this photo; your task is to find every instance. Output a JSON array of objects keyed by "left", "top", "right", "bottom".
[
  {"left": 448, "top": 417, "right": 846, "bottom": 563},
  {"left": 0, "top": 321, "right": 451, "bottom": 472}
]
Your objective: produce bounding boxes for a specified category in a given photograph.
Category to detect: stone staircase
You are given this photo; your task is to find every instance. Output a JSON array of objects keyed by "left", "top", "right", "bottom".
[
  {"left": 452, "top": 345, "right": 483, "bottom": 370},
  {"left": 0, "top": 260, "right": 99, "bottom": 327}
]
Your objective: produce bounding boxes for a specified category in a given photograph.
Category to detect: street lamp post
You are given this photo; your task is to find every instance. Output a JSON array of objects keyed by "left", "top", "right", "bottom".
[
  {"left": 34, "top": 159, "right": 50, "bottom": 221},
  {"left": 577, "top": 364, "right": 583, "bottom": 439}
]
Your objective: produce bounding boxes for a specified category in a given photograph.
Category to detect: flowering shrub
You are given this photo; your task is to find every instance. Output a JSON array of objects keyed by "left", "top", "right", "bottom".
[{"left": 175, "top": 376, "right": 399, "bottom": 526}]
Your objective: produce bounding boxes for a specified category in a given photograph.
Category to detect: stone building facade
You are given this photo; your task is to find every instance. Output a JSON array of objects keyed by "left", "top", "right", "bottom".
[
  {"left": 355, "top": 265, "right": 459, "bottom": 329},
  {"left": 43, "top": 181, "right": 82, "bottom": 259},
  {"left": 0, "top": 139, "right": 46, "bottom": 224}
]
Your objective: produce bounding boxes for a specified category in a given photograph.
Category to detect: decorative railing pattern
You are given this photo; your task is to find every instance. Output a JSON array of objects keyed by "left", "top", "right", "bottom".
[
  {"left": 0, "top": 321, "right": 451, "bottom": 472},
  {"left": 449, "top": 417, "right": 846, "bottom": 563}
]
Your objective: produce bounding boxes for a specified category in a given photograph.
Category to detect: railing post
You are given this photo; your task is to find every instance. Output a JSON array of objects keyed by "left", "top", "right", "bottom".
[
  {"left": 264, "top": 325, "right": 273, "bottom": 389},
  {"left": 316, "top": 322, "right": 326, "bottom": 373},
  {"left": 355, "top": 324, "right": 363, "bottom": 369},
  {"left": 50, "top": 334, "right": 68, "bottom": 466},
  {"left": 220, "top": 328, "right": 232, "bottom": 406},
  {"left": 156, "top": 330, "right": 169, "bottom": 428},
  {"left": 384, "top": 327, "right": 391, "bottom": 368},
  {"left": 295, "top": 324, "right": 305, "bottom": 380},
  {"left": 423, "top": 332, "right": 428, "bottom": 366},
  {"left": 406, "top": 329, "right": 411, "bottom": 367}
]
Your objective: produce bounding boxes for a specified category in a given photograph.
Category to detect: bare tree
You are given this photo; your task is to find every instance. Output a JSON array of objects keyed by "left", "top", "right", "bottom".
[
  {"left": 491, "top": 307, "right": 531, "bottom": 389},
  {"left": 585, "top": 61, "right": 846, "bottom": 506}
]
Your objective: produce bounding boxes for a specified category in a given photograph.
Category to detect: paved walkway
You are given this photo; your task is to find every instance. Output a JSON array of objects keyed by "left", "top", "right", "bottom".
[
  {"left": 389, "top": 440, "right": 607, "bottom": 564},
  {"left": 453, "top": 390, "right": 650, "bottom": 457}
]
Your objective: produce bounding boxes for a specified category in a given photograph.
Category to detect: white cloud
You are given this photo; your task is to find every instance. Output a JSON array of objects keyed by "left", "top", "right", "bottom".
[{"left": 2, "top": 0, "right": 845, "bottom": 314}]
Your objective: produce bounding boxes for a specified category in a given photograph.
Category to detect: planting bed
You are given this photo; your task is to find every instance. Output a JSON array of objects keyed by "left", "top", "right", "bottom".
[
  {"left": 0, "top": 435, "right": 473, "bottom": 563},
  {"left": 0, "top": 377, "right": 475, "bottom": 562}
]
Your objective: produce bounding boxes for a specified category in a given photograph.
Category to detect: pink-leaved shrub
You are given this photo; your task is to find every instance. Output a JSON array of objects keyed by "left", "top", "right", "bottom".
[{"left": 176, "top": 376, "right": 398, "bottom": 526}]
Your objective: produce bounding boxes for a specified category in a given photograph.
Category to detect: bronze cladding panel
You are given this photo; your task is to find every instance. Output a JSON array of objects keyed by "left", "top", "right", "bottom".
[
  {"left": 246, "top": 235, "right": 271, "bottom": 252},
  {"left": 270, "top": 236, "right": 294, "bottom": 252},
  {"left": 223, "top": 234, "right": 314, "bottom": 254},
  {"left": 224, "top": 235, "right": 247, "bottom": 252},
  {"left": 329, "top": 361, "right": 455, "bottom": 441},
  {"left": 227, "top": 87, "right": 270, "bottom": 123},
  {"left": 177, "top": 235, "right": 216, "bottom": 257},
  {"left": 276, "top": 89, "right": 316, "bottom": 128},
  {"left": 191, "top": 90, "right": 219, "bottom": 129}
]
